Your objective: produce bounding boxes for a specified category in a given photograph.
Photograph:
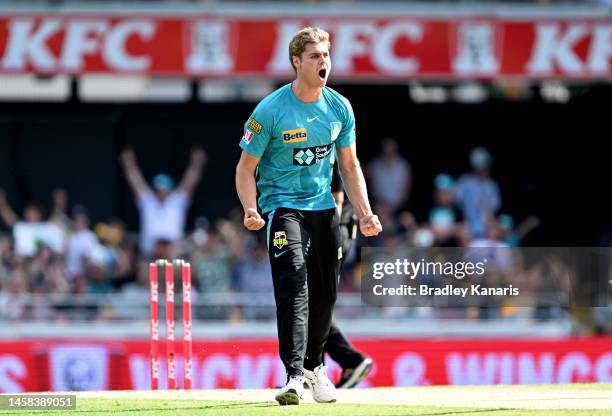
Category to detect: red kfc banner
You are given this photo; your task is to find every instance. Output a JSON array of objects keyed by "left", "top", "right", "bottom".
[
  {"left": 0, "top": 338, "right": 611, "bottom": 392},
  {"left": 0, "top": 16, "right": 611, "bottom": 79}
]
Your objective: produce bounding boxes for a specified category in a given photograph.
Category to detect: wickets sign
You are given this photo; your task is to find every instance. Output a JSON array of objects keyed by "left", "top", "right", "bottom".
[{"left": 0, "top": 15, "right": 611, "bottom": 79}]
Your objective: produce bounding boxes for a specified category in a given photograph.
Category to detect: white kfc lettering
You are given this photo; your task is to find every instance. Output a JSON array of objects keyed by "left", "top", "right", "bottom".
[
  {"left": 105, "top": 20, "right": 155, "bottom": 71},
  {"left": 587, "top": 25, "right": 612, "bottom": 74},
  {"left": 60, "top": 20, "right": 107, "bottom": 71},
  {"left": 267, "top": 21, "right": 303, "bottom": 73},
  {"left": 268, "top": 21, "right": 423, "bottom": 76},
  {"left": 183, "top": 320, "right": 192, "bottom": 341},
  {"left": 333, "top": 23, "right": 376, "bottom": 73},
  {"left": 2, "top": 18, "right": 60, "bottom": 71},
  {"left": 372, "top": 22, "right": 422, "bottom": 74},
  {"left": 527, "top": 23, "right": 588, "bottom": 75},
  {"left": 2, "top": 17, "right": 155, "bottom": 73}
]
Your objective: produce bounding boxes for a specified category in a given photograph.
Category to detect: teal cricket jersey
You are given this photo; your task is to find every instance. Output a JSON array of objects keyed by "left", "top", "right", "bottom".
[{"left": 239, "top": 83, "right": 356, "bottom": 214}]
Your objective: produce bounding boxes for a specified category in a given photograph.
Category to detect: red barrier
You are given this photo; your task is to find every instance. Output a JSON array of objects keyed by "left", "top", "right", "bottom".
[
  {"left": 0, "top": 338, "right": 610, "bottom": 392},
  {"left": 1, "top": 16, "right": 611, "bottom": 79}
]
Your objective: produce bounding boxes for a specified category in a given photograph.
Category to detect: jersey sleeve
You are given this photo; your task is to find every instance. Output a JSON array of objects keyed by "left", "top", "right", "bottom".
[
  {"left": 336, "top": 97, "right": 356, "bottom": 149},
  {"left": 239, "top": 103, "right": 274, "bottom": 158}
]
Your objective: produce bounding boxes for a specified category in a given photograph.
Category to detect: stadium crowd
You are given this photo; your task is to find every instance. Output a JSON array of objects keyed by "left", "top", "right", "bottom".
[{"left": 0, "top": 142, "right": 569, "bottom": 323}]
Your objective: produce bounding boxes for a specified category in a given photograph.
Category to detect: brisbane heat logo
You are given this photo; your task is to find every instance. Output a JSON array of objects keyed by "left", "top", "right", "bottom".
[{"left": 273, "top": 231, "right": 288, "bottom": 249}]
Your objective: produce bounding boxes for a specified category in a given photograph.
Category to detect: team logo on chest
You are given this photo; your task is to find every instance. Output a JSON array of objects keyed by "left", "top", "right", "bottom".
[
  {"left": 273, "top": 231, "right": 288, "bottom": 249},
  {"left": 282, "top": 127, "right": 308, "bottom": 144}
]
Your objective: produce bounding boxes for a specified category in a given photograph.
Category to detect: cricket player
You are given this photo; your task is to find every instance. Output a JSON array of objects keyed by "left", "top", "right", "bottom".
[{"left": 235, "top": 27, "right": 382, "bottom": 405}]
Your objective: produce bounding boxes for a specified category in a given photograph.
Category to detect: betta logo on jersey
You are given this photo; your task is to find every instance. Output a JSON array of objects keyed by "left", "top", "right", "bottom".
[
  {"left": 241, "top": 130, "right": 254, "bottom": 144},
  {"left": 282, "top": 128, "right": 308, "bottom": 144}
]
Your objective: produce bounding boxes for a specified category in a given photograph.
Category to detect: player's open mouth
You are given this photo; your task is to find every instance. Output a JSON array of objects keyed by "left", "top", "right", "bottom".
[{"left": 318, "top": 68, "right": 327, "bottom": 79}]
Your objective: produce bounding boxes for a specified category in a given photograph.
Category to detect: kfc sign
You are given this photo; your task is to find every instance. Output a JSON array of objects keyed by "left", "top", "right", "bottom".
[
  {"left": 0, "top": 16, "right": 611, "bottom": 79},
  {"left": 1, "top": 18, "right": 156, "bottom": 73}
]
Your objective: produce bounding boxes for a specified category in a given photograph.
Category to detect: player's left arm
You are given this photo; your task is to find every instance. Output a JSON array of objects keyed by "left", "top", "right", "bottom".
[
  {"left": 335, "top": 95, "right": 381, "bottom": 237},
  {"left": 337, "top": 144, "right": 382, "bottom": 237}
]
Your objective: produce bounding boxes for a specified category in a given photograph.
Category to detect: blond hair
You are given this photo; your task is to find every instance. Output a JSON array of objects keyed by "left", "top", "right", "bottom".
[{"left": 288, "top": 27, "right": 330, "bottom": 72}]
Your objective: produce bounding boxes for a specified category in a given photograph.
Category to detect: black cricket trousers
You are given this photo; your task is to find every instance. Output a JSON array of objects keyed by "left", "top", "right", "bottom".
[{"left": 265, "top": 207, "right": 341, "bottom": 377}]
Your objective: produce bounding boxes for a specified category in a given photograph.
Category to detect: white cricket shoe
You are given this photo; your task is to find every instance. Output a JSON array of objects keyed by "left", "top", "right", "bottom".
[
  {"left": 275, "top": 375, "right": 305, "bottom": 406},
  {"left": 303, "top": 365, "right": 337, "bottom": 403}
]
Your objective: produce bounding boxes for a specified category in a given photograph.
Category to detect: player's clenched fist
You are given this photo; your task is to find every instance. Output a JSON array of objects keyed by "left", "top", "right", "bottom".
[
  {"left": 359, "top": 214, "right": 382, "bottom": 237},
  {"left": 244, "top": 208, "right": 266, "bottom": 230}
]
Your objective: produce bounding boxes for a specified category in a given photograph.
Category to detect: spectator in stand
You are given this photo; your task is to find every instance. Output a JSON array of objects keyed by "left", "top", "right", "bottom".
[
  {"left": 455, "top": 147, "right": 501, "bottom": 239},
  {"left": 0, "top": 233, "right": 11, "bottom": 285},
  {"left": 469, "top": 218, "right": 513, "bottom": 276},
  {"left": 233, "top": 241, "right": 272, "bottom": 294},
  {"left": 0, "top": 188, "right": 67, "bottom": 257},
  {"left": 94, "top": 218, "right": 137, "bottom": 289},
  {"left": 498, "top": 214, "right": 540, "bottom": 247},
  {"left": 65, "top": 205, "right": 100, "bottom": 283},
  {"left": 367, "top": 137, "right": 411, "bottom": 228},
  {"left": 28, "top": 246, "right": 69, "bottom": 295},
  {"left": 0, "top": 261, "right": 28, "bottom": 320},
  {"left": 191, "top": 227, "right": 232, "bottom": 294},
  {"left": 119, "top": 146, "right": 207, "bottom": 257},
  {"left": 429, "top": 173, "right": 462, "bottom": 246},
  {"left": 233, "top": 240, "right": 274, "bottom": 320}
]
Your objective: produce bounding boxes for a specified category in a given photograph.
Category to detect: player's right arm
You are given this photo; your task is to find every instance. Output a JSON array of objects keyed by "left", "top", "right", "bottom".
[
  {"left": 236, "top": 151, "right": 265, "bottom": 230},
  {"left": 235, "top": 106, "right": 273, "bottom": 231}
]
